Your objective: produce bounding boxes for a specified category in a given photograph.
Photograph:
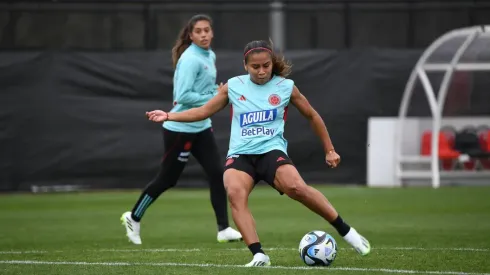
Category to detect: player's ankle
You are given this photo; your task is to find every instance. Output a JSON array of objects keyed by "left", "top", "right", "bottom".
[
  {"left": 130, "top": 212, "right": 141, "bottom": 222},
  {"left": 329, "top": 215, "right": 351, "bottom": 237},
  {"left": 248, "top": 242, "right": 265, "bottom": 256},
  {"left": 217, "top": 224, "right": 229, "bottom": 232}
]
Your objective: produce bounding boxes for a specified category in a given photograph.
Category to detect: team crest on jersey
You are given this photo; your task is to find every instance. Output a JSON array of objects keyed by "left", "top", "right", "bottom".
[
  {"left": 240, "top": 109, "right": 277, "bottom": 127},
  {"left": 268, "top": 94, "right": 281, "bottom": 106}
]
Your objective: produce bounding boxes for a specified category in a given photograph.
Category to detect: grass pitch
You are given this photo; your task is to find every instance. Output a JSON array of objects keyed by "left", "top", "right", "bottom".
[{"left": 1, "top": 185, "right": 489, "bottom": 274}]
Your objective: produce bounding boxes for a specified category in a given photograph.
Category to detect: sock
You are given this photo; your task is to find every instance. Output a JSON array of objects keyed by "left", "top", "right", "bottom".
[
  {"left": 329, "top": 215, "right": 351, "bottom": 237},
  {"left": 130, "top": 193, "right": 155, "bottom": 222},
  {"left": 248, "top": 242, "right": 265, "bottom": 256},
  {"left": 218, "top": 224, "right": 229, "bottom": 232}
]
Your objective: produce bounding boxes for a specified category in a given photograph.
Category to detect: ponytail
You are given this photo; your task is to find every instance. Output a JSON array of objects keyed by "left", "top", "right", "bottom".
[{"left": 171, "top": 25, "right": 193, "bottom": 69}]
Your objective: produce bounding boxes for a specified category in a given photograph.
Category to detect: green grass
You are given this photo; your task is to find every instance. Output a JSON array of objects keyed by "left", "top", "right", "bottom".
[{"left": 1, "top": 185, "right": 490, "bottom": 274}]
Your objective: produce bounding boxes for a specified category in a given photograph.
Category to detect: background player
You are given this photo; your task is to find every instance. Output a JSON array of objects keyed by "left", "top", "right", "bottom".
[
  {"left": 121, "top": 14, "right": 242, "bottom": 245},
  {"left": 145, "top": 40, "right": 371, "bottom": 266}
]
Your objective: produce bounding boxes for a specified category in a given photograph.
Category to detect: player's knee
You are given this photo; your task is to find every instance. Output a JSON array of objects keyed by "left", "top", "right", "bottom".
[
  {"left": 149, "top": 174, "right": 176, "bottom": 193},
  {"left": 282, "top": 178, "right": 308, "bottom": 200},
  {"left": 154, "top": 167, "right": 180, "bottom": 187},
  {"left": 224, "top": 184, "right": 247, "bottom": 207}
]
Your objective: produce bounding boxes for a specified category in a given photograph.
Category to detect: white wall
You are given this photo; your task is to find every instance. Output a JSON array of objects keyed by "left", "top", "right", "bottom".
[
  {"left": 367, "top": 117, "right": 420, "bottom": 187},
  {"left": 367, "top": 117, "right": 490, "bottom": 187}
]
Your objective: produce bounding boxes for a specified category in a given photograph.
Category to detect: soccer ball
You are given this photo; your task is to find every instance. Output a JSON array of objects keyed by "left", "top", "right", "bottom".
[{"left": 298, "top": 230, "right": 337, "bottom": 266}]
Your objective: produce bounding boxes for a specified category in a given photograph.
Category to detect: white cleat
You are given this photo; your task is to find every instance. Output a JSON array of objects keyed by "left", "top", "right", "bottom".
[
  {"left": 217, "top": 227, "right": 243, "bottom": 243},
  {"left": 120, "top": 211, "right": 142, "bottom": 245},
  {"left": 343, "top": 227, "right": 371, "bottom": 256},
  {"left": 245, "top": 252, "right": 271, "bottom": 267}
]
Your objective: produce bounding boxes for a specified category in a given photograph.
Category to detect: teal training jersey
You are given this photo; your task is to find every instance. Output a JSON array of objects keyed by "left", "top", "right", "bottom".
[
  {"left": 227, "top": 74, "right": 294, "bottom": 156},
  {"left": 163, "top": 43, "right": 217, "bottom": 133}
]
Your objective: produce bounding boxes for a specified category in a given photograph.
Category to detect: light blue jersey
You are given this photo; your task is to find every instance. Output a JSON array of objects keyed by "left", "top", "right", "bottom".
[
  {"left": 163, "top": 43, "right": 217, "bottom": 133},
  {"left": 227, "top": 74, "right": 294, "bottom": 156}
]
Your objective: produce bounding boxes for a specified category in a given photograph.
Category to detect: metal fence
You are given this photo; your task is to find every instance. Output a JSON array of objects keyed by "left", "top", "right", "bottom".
[{"left": 1, "top": 0, "right": 490, "bottom": 50}]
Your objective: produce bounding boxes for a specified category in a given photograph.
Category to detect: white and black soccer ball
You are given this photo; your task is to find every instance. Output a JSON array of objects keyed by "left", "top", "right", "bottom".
[{"left": 298, "top": 230, "right": 337, "bottom": 266}]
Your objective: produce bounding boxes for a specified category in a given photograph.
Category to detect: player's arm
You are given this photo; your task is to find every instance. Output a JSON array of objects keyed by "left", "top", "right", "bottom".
[
  {"left": 174, "top": 56, "right": 213, "bottom": 105},
  {"left": 146, "top": 84, "right": 229, "bottom": 123},
  {"left": 290, "top": 85, "right": 338, "bottom": 166}
]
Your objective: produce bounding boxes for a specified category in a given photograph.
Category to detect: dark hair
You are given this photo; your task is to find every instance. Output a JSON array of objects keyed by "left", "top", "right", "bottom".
[
  {"left": 243, "top": 40, "right": 292, "bottom": 77},
  {"left": 171, "top": 14, "right": 213, "bottom": 69}
]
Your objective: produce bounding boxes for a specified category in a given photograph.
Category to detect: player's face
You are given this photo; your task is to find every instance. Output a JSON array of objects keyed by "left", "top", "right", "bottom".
[
  {"left": 190, "top": 20, "right": 214, "bottom": 49},
  {"left": 244, "top": 52, "right": 273, "bottom": 85}
]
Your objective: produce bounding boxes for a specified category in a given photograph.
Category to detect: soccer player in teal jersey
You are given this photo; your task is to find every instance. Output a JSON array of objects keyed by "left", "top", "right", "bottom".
[
  {"left": 145, "top": 40, "right": 371, "bottom": 266},
  {"left": 121, "top": 14, "right": 241, "bottom": 245}
]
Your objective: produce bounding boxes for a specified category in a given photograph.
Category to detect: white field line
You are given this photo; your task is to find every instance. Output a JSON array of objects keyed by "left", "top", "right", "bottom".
[
  {"left": 0, "top": 260, "right": 489, "bottom": 275},
  {"left": 0, "top": 246, "right": 488, "bottom": 254},
  {"left": 0, "top": 251, "right": 49, "bottom": 254},
  {"left": 222, "top": 247, "right": 490, "bottom": 252}
]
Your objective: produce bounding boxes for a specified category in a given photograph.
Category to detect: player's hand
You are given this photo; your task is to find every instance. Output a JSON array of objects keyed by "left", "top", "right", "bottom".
[
  {"left": 146, "top": 110, "right": 168, "bottom": 123},
  {"left": 217, "top": 82, "right": 225, "bottom": 93},
  {"left": 325, "top": 150, "right": 341, "bottom": 168}
]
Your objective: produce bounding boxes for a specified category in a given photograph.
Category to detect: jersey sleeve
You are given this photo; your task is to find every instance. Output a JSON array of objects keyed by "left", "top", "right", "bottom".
[
  {"left": 173, "top": 55, "right": 213, "bottom": 106},
  {"left": 226, "top": 77, "right": 240, "bottom": 104}
]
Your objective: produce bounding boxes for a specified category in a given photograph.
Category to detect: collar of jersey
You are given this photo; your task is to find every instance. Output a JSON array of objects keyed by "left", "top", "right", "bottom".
[
  {"left": 190, "top": 43, "right": 211, "bottom": 57},
  {"left": 248, "top": 74, "right": 276, "bottom": 86}
]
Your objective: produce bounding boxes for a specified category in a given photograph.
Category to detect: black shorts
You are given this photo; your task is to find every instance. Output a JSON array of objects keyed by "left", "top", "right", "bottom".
[{"left": 224, "top": 150, "right": 294, "bottom": 194}]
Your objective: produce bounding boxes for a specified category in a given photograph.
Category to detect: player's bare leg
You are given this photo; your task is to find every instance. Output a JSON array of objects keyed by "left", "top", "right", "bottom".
[
  {"left": 274, "top": 164, "right": 371, "bottom": 256},
  {"left": 224, "top": 169, "right": 271, "bottom": 266}
]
